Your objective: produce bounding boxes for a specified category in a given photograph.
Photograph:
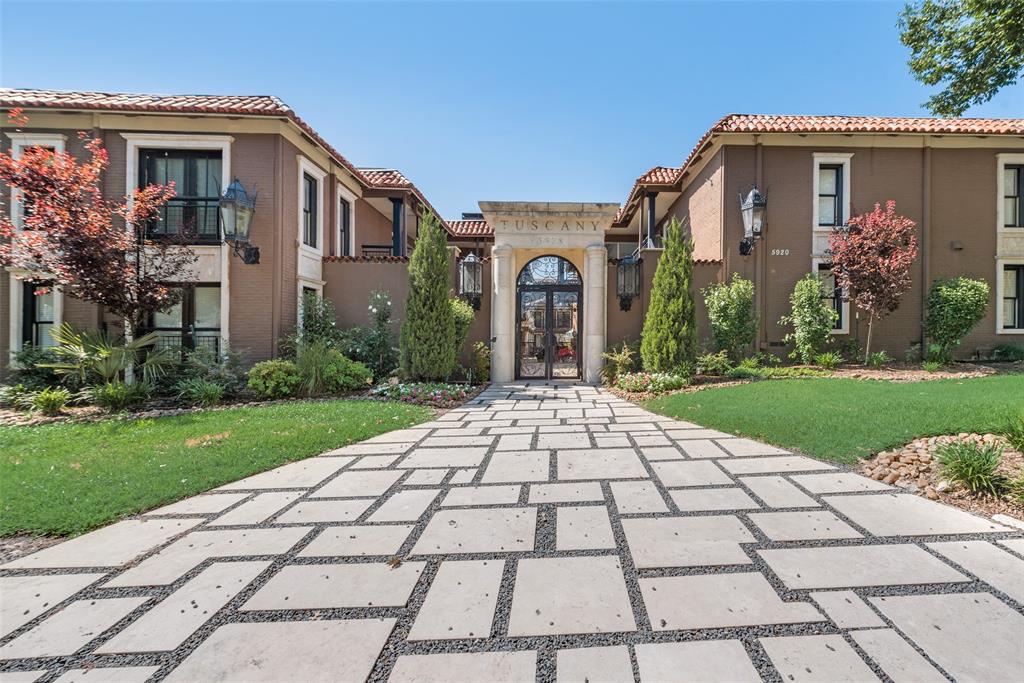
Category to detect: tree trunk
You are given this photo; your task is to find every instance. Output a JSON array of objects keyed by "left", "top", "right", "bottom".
[
  {"left": 123, "top": 317, "right": 135, "bottom": 385},
  {"left": 863, "top": 315, "right": 874, "bottom": 365}
]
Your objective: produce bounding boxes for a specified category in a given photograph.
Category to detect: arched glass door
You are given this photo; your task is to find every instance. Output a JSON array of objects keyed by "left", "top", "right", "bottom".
[{"left": 516, "top": 256, "right": 582, "bottom": 380}]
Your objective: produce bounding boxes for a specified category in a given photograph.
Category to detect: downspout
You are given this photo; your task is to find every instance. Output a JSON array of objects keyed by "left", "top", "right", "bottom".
[
  {"left": 271, "top": 135, "right": 283, "bottom": 357},
  {"left": 920, "top": 141, "right": 931, "bottom": 353},
  {"left": 755, "top": 138, "right": 766, "bottom": 348}
]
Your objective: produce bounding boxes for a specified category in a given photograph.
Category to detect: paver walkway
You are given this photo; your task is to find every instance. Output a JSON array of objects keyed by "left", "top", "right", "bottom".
[{"left": 2, "top": 383, "right": 1023, "bottom": 682}]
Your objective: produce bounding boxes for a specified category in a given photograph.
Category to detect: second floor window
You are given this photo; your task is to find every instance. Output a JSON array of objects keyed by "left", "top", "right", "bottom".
[
  {"left": 302, "top": 173, "right": 319, "bottom": 248},
  {"left": 339, "top": 196, "right": 351, "bottom": 256},
  {"left": 818, "top": 164, "right": 843, "bottom": 227},
  {"left": 140, "top": 149, "right": 222, "bottom": 243},
  {"left": 1005, "top": 166, "right": 1023, "bottom": 228}
]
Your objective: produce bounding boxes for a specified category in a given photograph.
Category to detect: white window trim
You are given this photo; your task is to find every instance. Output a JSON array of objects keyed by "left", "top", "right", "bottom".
[
  {"left": 121, "top": 133, "right": 234, "bottom": 350},
  {"left": 811, "top": 258, "right": 850, "bottom": 335},
  {"left": 297, "top": 156, "right": 327, "bottom": 257},
  {"left": 996, "top": 153, "right": 1024, "bottom": 235},
  {"left": 336, "top": 184, "right": 357, "bottom": 257},
  {"left": 996, "top": 258, "right": 1024, "bottom": 334},
  {"left": 812, "top": 152, "right": 853, "bottom": 233},
  {"left": 6, "top": 272, "right": 64, "bottom": 356},
  {"left": 5, "top": 133, "right": 67, "bottom": 230},
  {"left": 296, "top": 278, "right": 325, "bottom": 329}
]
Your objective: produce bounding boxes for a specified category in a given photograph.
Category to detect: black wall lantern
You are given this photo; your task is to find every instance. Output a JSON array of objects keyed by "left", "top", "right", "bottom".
[
  {"left": 459, "top": 252, "right": 483, "bottom": 310},
  {"left": 616, "top": 256, "right": 641, "bottom": 311},
  {"left": 219, "top": 178, "right": 260, "bottom": 264},
  {"left": 739, "top": 185, "right": 766, "bottom": 256}
]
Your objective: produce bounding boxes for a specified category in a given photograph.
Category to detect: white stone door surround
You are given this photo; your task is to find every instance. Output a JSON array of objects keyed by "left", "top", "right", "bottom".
[{"left": 480, "top": 201, "right": 620, "bottom": 384}]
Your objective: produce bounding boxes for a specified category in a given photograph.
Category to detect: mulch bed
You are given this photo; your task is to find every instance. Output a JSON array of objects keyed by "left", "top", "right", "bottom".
[{"left": 858, "top": 433, "right": 1024, "bottom": 522}]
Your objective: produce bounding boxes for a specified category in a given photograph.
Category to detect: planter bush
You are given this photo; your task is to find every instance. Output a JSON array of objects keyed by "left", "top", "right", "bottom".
[
  {"left": 602, "top": 340, "right": 641, "bottom": 386},
  {"left": 924, "top": 277, "right": 989, "bottom": 361},
  {"left": 175, "top": 377, "right": 226, "bottom": 407},
  {"left": 83, "top": 381, "right": 151, "bottom": 412},
  {"left": 33, "top": 387, "right": 71, "bottom": 416},
  {"left": 400, "top": 211, "right": 456, "bottom": 380},
  {"left": 641, "top": 217, "right": 697, "bottom": 374},
  {"left": 322, "top": 353, "right": 373, "bottom": 392},
  {"left": 247, "top": 360, "right": 302, "bottom": 399},
  {"left": 703, "top": 275, "right": 757, "bottom": 361},
  {"left": 696, "top": 351, "right": 733, "bottom": 376},
  {"left": 780, "top": 273, "right": 838, "bottom": 364}
]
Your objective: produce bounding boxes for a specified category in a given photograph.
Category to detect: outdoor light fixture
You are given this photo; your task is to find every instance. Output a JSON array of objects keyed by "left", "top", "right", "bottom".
[
  {"left": 219, "top": 178, "right": 260, "bottom": 264},
  {"left": 739, "top": 185, "right": 767, "bottom": 256},
  {"left": 459, "top": 252, "right": 483, "bottom": 310},
  {"left": 616, "top": 256, "right": 641, "bottom": 311}
]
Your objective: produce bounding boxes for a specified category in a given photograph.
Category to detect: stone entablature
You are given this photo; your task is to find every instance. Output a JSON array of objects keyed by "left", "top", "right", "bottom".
[{"left": 480, "top": 202, "right": 620, "bottom": 384}]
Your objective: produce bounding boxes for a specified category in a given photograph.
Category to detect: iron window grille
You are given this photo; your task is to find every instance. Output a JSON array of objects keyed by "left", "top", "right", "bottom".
[{"left": 140, "top": 149, "right": 222, "bottom": 244}]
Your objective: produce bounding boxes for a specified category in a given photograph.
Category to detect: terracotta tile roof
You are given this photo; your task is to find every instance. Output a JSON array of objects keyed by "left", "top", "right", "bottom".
[
  {"left": 358, "top": 168, "right": 452, "bottom": 235},
  {"left": 322, "top": 255, "right": 409, "bottom": 264},
  {"left": 447, "top": 219, "right": 492, "bottom": 237},
  {"left": 0, "top": 88, "right": 454, "bottom": 236},
  {"left": 614, "top": 166, "right": 681, "bottom": 223},
  {"left": 0, "top": 87, "right": 370, "bottom": 185},
  {"left": 613, "top": 113, "right": 1024, "bottom": 226}
]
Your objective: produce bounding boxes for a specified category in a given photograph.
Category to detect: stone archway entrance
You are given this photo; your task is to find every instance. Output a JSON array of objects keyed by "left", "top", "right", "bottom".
[
  {"left": 516, "top": 256, "right": 582, "bottom": 380},
  {"left": 480, "top": 201, "right": 620, "bottom": 384}
]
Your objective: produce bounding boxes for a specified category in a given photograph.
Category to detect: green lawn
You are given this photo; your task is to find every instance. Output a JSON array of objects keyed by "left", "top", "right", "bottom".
[
  {"left": 646, "top": 374, "right": 1024, "bottom": 465},
  {"left": 0, "top": 400, "right": 431, "bottom": 537}
]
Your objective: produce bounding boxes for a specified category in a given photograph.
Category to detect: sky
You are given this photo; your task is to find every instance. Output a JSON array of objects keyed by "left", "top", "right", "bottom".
[{"left": 2, "top": 0, "right": 1022, "bottom": 218}]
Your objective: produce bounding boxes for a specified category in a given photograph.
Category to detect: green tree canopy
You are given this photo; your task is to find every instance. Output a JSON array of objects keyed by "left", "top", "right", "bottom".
[
  {"left": 640, "top": 217, "right": 697, "bottom": 374},
  {"left": 399, "top": 210, "right": 456, "bottom": 380},
  {"left": 899, "top": 0, "right": 1024, "bottom": 116}
]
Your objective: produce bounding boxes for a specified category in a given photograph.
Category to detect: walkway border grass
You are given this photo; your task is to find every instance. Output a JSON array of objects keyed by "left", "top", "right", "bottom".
[
  {"left": 645, "top": 374, "right": 1023, "bottom": 465},
  {"left": 0, "top": 399, "right": 431, "bottom": 537}
]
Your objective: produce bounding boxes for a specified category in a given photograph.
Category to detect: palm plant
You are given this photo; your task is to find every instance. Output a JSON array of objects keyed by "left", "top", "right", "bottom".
[{"left": 40, "top": 323, "right": 174, "bottom": 385}]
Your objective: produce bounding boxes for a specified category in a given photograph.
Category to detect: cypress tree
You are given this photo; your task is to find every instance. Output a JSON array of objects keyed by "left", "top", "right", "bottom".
[
  {"left": 640, "top": 217, "right": 697, "bottom": 374},
  {"left": 400, "top": 210, "right": 456, "bottom": 380}
]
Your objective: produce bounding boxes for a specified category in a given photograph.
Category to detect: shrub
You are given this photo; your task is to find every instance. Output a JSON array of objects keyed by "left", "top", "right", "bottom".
[
  {"left": 83, "top": 381, "right": 150, "bottom": 412},
  {"left": 174, "top": 377, "right": 225, "bottom": 407},
  {"left": 366, "top": 291, "right": 399, "bottom": 378},
  {"left": 936, "top": 441, "right": 1005, "bottom": 496},
  {"left": 450, "top": 297, "right": 475, "bottom": 364},
  {"left": 247, "top": 360, "right": 302, "bottom": 399},
  {"left": 32, "top": 387, "right": 71, "bottom": 416},
  {"left": 616, "top": 372, "right": 690, "bottom": 393},
  {"left": 0, "top": 383, "right": 36, "bottom": 411},
  {"left": 814, "top": 351, "right": 843, "bottom": 370},
  {"left": 295, "top": 341, "right": 334, "bottom": 396},
  {"left": 471, "top": 341, "right": 491, "bottom": 384},
  {"left": 992, "top": 343, "right": 1024, "bottom": 362},
  {"left": 922, "top": 360, "right": 943, "bottom": 373},
  {"left": 44, "top": 324, "right": 173, "bottom": 385},
  {"left": 703, "top": 274, "right": 758, "bottom": 361},
  {"left": 322, "top": 353, "right": 372, "bottom": 393},
  {"left": 867, "top": 351, "right": 892, "bottom": 368},
  {"left": 400, "top": 210, "right": 456, "bottom": 380},
  {"left": 182, "top": 346, "right": 248, "bottom": 396},
  {"left": 1002, "top": 413, "right": 1024, "bottom": 453},
  {"left": 602, "top": 340, "right": 641, "bottom": 386},
  {"left": 924, "top": 277, "right": 989, "bottom": 360},
  {"left": 727, "top": 364, "right": 829, "bottom": 380},
  {"left": 641, "top": 217, "right": 697, "bottom": 374},
  {"left": 780, "top": 273, "right": 838, "bottom": 364},
  {"left": 1008, "top": 476, "right": 1024, "bottom": 504},
  {"left": 696, "top": 350, "right": 733, "bottom": 376},
  {"left": 9, "top": 344, "right": 63, "bottom": 388}
]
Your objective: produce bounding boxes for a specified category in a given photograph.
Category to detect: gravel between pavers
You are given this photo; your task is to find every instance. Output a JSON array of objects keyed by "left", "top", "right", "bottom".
[{"left": 1, "top": 382, "right": 1022, "bottom": 683}]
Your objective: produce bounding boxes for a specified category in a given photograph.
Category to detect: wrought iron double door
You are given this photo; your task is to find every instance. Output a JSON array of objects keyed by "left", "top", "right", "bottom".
[{"left": 516, "top": 287, "right": 581, "bottom": 380}]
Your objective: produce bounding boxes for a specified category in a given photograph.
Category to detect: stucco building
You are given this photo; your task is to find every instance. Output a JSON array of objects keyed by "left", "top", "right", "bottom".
[{"left": 2, "top": 88, "right": 1023, "bottom": 382}]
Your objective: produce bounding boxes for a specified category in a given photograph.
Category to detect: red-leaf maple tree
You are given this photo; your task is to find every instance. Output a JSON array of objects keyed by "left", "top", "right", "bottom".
[
  {"left": 828, "top": 200, "right": 919, "bottom": 363},
  {"left": 0, "top": 109, "right": 197, "bottom": 341}
]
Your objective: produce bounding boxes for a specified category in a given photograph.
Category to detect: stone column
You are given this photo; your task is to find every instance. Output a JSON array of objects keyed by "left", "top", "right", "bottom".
[
  {"left": 490, "top": 243, "right": 515, "bottom": 382},
  {"left": 583, "top": 243, "right": 608, "bottom": 384}
]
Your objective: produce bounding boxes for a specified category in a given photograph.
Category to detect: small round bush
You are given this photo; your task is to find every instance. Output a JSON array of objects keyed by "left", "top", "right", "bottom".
[
  {"left": 814, "top": 351, "right": 843, "bottom": 370},
  {"left": 247, "top": 360, "right": 302, "bottom": 399},
  {"left": 322, "top": 352, "right": 373, "bottom": 392},
  {"left": 175, "top": 377, "right": 226, "bottom": 407},
  {"left": 33, "top": 386, "right": 71, "bottom": 416},
  {"left": 697, "top": 350, "right": 733, "bottom": 376},
  {"left": 936, "top": 441, "right": 1004, "bottom": 497},
  {"left": 925, "top": 277, "right": 989, "bottom": 360}
]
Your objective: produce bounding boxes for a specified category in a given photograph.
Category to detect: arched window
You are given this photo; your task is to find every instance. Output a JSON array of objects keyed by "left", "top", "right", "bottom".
[{"left": 517, "top": 255, "right": 581, "bottom": 286}]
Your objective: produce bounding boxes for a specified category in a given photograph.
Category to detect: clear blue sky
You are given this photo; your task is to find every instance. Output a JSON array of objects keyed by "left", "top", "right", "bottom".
[{"left": 2, "top": 1, "right": 1022, "bottom": 218}]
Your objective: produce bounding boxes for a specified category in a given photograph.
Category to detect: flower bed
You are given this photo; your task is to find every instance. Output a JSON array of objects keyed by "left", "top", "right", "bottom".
[{"left": 370, "top": 382, "right": 482, "bottom": 408}]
